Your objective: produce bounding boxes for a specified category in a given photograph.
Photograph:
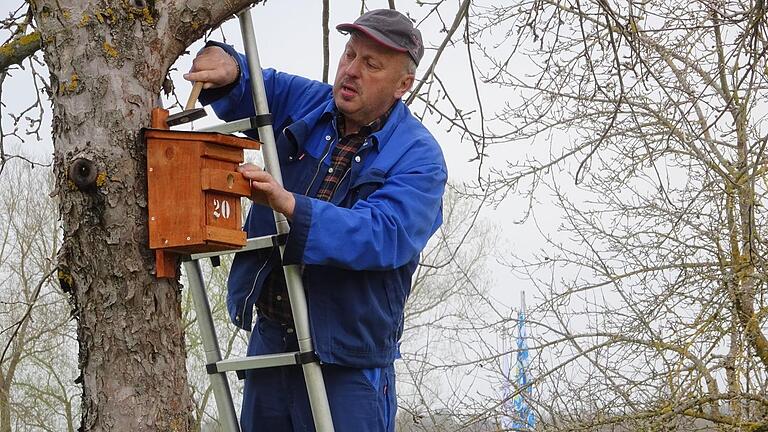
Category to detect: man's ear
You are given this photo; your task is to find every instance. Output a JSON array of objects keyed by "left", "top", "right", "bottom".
[{"left": 394, "top": 73, "right": 415, "bottom": 99}]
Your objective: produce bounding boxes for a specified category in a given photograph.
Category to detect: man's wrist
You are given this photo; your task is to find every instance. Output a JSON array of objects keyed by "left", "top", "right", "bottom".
[
  {"left": 280, "top": 192, "right": 296, "bottom": 221},
  {"left": 229, "top": 54, "right": 241, "bottom": 85}
]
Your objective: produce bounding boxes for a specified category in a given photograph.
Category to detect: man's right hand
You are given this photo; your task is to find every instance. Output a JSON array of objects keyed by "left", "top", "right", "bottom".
[{"left": 183, "top": 46, "right": 239, "bottom": 89}]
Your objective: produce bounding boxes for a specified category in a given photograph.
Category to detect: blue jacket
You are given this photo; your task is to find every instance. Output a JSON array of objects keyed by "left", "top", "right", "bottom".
[{"left": 200, "top": 43, "right": 447, "bottom": 368}]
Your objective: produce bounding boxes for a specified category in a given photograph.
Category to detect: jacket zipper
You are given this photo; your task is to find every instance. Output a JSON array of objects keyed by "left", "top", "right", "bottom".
[
  {"left": 240, "top": 247, "right": 273, "bottom": 325},
  {"left": 329, "top": 167, "right": 351, "bottom": 201},
  {"left": 305, "top": 139, "right": 334, "bottom": 196}
]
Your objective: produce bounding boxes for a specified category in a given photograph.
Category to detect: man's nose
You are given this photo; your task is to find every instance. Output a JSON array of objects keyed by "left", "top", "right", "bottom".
[{"left": 344, "top": 58, "right": 362, "bottom": 78}]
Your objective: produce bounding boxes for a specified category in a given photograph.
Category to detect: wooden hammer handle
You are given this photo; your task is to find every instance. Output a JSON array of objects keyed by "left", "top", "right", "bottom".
[{"left": 185, "top": 81, "right": 204, "bottom": 110}]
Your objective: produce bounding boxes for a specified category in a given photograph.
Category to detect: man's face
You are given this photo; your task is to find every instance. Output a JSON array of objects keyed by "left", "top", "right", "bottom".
[{"left": 333, "top": 34, "right": 414, "bottom": 133}]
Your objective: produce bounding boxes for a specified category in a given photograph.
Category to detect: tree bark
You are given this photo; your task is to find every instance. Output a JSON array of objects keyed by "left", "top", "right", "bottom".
[{"left": 29, "top": 0, "right": 252, "bottom": 430}]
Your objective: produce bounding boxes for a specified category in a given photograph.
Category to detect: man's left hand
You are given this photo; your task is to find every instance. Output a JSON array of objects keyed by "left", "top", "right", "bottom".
[{"left": 238, "top": 164, "right": 296, "bottom": 220}]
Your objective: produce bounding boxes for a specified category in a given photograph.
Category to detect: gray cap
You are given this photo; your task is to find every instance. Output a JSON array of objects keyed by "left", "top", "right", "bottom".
[{"left": 337, "top": 9, "right": 424, "bottom": 67}]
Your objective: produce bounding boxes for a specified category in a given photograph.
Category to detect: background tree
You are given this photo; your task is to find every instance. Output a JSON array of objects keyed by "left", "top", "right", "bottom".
[
  {"left": 394, "top": 187, "right": 510, "bottom": 432},
  {"left": 459, "top": 0, "right": 768, "bottom": 430},
  {"left": 0, "top": 157, "right": 79, "bottom": 432}
]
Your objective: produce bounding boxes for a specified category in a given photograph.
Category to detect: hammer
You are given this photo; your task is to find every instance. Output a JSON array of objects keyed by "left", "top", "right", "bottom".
[{"left": 166, "top": 81, "right": 207, "bottom": 127}]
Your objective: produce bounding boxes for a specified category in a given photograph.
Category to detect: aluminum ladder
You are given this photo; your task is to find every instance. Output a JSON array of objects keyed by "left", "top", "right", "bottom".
[{"left": 180, "top": 7, "right": 335, "bottom": 432}]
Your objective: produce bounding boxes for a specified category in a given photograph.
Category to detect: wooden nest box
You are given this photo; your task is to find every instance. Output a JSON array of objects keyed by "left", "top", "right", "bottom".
[{"left": 145, "top": 108, "right": 260, "bottom": 278}]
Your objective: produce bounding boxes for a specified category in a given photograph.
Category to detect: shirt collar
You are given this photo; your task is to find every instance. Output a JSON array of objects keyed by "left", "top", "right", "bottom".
[{"left": 333, "top": 103, "right": 395, "bottom": 140}]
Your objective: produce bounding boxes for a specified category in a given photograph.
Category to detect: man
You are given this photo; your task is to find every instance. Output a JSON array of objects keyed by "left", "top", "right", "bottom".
[{"left": 184, "top": 9, "right": 446, "bottom": 432}]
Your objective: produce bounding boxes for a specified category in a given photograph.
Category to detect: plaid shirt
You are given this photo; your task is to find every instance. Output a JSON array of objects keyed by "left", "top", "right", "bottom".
[{"left": 256, "top": 109, "right": 391, "bottom": 325}]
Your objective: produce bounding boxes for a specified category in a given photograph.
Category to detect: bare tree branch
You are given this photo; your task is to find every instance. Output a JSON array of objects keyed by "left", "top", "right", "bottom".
[{"left": 0, "top": 31, "right": 40, "bottom": 72}]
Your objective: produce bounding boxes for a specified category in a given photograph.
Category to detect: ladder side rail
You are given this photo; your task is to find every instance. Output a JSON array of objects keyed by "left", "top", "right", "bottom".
[
  {"left": 237, "top": 9, "right": 336, "bottom": 432},
  {"left": 184, "top": 260, "right": 241, "bottom": 432}
]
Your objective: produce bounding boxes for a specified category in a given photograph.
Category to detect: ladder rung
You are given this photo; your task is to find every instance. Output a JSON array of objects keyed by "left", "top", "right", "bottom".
[
  {"left": 214, "top": 351, "right": 300, "bottom": 372},
  {"left": 197, "top": 117, "right": 256, "bottom": 135},
  {"left": 185, "top": 234, "right": 276, "bottom": 261}
]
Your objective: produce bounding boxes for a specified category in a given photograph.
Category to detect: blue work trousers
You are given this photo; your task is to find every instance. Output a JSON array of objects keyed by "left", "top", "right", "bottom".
[{"left": 240, "top": 317, "right": 397, "bottom": 432}]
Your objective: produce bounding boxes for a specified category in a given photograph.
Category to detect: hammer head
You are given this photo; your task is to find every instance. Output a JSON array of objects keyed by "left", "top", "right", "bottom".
[{"left": 166, "top": 107, "right": 207, "bottom": 127}]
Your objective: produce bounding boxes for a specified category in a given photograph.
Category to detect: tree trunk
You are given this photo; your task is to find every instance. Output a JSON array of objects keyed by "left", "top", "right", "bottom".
[
  {"left": 0, "top": 381, "right": 10, "bottom": 432},
  {"left": 29, "top": 1, "right": 252, "bottom": 430}
]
